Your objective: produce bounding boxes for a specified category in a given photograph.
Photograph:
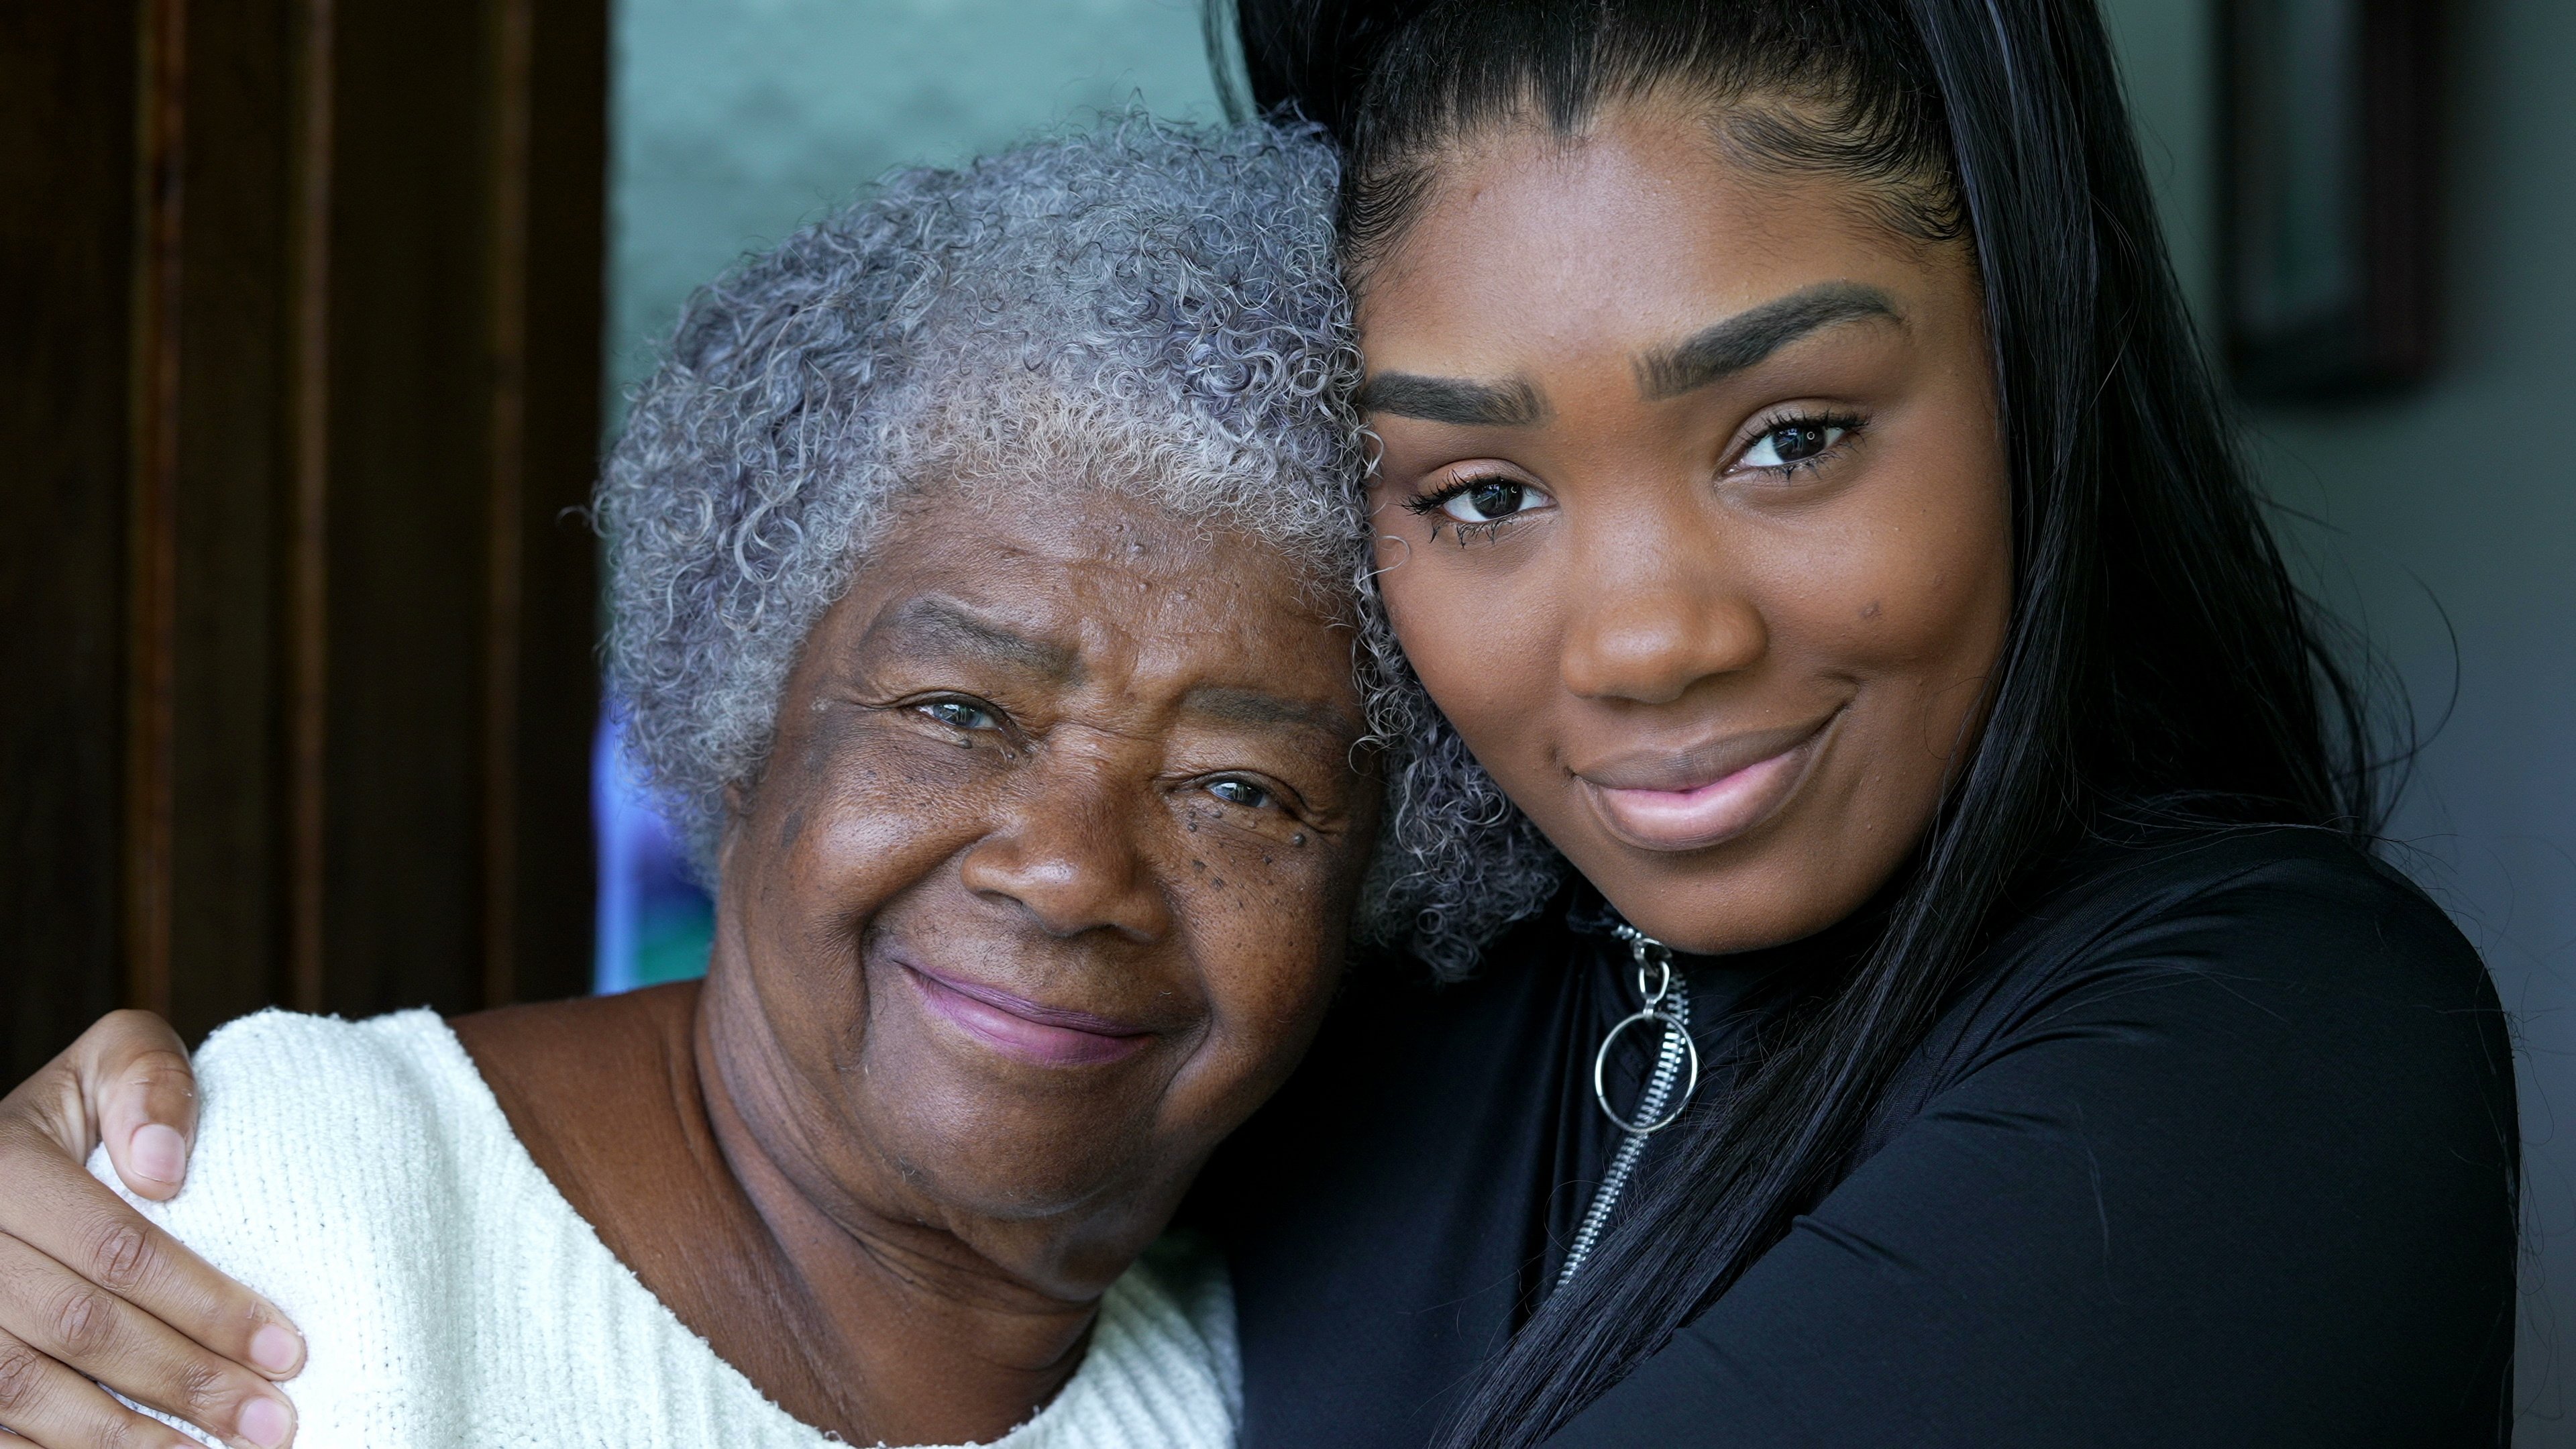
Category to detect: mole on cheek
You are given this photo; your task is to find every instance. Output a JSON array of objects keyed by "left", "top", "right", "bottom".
[{"left": 1860, "top": 600, "right": 1884, "bottom": 621}]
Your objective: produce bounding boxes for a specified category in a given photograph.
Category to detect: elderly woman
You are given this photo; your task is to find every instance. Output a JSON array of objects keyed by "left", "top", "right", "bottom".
[{"left": 10, "top": 119, "right": 1375, "bottom": 1449}]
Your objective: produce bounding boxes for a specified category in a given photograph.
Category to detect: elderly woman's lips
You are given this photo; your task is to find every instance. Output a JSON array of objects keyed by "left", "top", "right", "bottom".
[{"left": 902, "top": 965, "right": 1154, "bottom": 1067}]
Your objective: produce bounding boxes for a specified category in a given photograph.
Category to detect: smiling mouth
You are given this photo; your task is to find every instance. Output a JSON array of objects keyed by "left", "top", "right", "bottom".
[
  {"left": 902, "top": 964, "right": 1155, "bottom": 1067},
  {"left": 1575, "top": 712, "right": 1839, "bottom": 853}
]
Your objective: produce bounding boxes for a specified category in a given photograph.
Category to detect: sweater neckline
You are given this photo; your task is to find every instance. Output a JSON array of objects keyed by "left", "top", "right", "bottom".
[{"left": 390, "top": 1009, "right": 1157, "bottom": 1449}]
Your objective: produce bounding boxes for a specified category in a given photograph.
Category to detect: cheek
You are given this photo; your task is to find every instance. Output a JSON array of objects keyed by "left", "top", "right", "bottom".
[
  {"left": 1785, "top": 457, "right": 2013, "bottom": 771},
  {"left": 1161, "top": 816, "right": 1357, "bottom": 1087},
  {"left": 1372, "top": 525, "right": 1560, "bottom": 760},
  {"left": 736, "top": 709, "right": 995, "bottom": 967}
]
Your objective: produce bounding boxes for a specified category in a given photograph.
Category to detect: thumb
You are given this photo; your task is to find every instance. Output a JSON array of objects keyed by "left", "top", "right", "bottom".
[{"left": 82, "top": 1010, "right": 201, "bottom": 1201}]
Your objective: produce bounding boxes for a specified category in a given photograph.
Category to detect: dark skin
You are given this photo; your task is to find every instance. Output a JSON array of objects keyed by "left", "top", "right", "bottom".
[
  {"left": 0, "top": 93, "right": 2019, "bottom": 1449},
  {"left": 1359, "top": 97, "right": 2013, "bottom": 953},
  {"left": 0, "top": 483, "right": 1376, "bottom": 1449}
]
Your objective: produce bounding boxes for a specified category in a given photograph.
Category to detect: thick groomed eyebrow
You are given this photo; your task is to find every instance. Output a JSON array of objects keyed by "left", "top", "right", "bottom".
[
  {"left": 1181, "top": 684, "right": 1360, "bottom": 741},
  {"left": 1634, "top": 281, "right": 1902, "bottom": 400},
  {"left": 1355, "top": 372, "right": 1548, "bottom": 427},
  {"left": 872, "top": 597, "right": 1077, "bottom": 678}
]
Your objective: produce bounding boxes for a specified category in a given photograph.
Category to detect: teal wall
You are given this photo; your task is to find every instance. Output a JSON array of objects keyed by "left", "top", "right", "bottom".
[
  {"left": 608, "top": 0, "right": 1223, "bottom": 404},
  {"left": 2101, "top": 3, "right": 2576, "bottom": 1437}
]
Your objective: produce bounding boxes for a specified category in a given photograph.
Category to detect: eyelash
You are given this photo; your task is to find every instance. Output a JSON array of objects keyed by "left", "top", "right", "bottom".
[
  {"left": 1737, "top": 408, "right": 1868, "bottom": 480},
  {"left": 908, "top": 693, "right": 1020, "bottom": 748},
  {"left": 1399, "top": 407, "right": 1868, "bottom": 547},
  {"left": 1402, "top": 477, "right": 1537, "bottom": 547}
]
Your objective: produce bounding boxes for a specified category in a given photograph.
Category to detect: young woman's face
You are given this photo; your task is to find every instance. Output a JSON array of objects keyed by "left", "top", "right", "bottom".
[{"left": 1359, "top": 101, "right": 2012, "bottom": 954}]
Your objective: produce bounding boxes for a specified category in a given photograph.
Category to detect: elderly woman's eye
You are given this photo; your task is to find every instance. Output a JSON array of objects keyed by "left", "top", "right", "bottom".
[
  {"left": 1205, "top": 777, "right": 1275, "bottom": 810},
  {"left": 920, "top": 698, "right": 1000, "bottom": 731},
  {"left": 1741, "top": 416, "right": 1854, "bottom": 470}
]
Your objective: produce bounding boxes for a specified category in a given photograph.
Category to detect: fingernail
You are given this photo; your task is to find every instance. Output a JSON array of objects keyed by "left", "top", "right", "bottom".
[
  {"left": 238, "top": 1393, "right": 293, "bottom": 1449},
  {"left": 249, "top": 1322, "right": 303, "bottom": 1375},
  {"left": 131, "top": 1122, "right": 186, "bottom": 1183}
]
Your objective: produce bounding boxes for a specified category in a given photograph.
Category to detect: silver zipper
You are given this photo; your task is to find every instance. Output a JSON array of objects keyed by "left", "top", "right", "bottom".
[{"left": 1556, "top": 924, "right": 1698, "bottom": 1289}]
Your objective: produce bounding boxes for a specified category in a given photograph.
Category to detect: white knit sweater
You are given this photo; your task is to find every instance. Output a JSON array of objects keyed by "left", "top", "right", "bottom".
[{"left": 91, "top": 1010, "right": 1239, "bottom": 1449}]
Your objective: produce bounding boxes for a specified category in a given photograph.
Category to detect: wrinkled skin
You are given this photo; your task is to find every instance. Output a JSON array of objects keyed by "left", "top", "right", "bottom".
[
  {"left": 1358, "top": 97, "right": 2013, "bottom": 954},
  {"left": 0, "top": 484, "right": 1376, "bottom": 1449}
]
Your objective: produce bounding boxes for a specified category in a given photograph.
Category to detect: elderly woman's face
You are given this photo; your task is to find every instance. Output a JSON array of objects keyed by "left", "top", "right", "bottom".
[{"left": 703, "top": 485, "right": 1374, "bottom": 1289}]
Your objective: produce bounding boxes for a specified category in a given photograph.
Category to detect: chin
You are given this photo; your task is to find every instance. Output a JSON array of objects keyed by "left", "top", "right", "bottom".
[
  {"left": 1582, "top": 839, "right": 1889, "bottom": 957},
  {"left": 884, "top": 1106, "right": 1167, "bottom": 1221}
]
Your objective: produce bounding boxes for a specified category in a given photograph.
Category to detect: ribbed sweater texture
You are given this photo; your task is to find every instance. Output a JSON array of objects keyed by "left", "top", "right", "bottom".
[{"left": 92, "top": 1010, "right": 1239, "bottom": 1449}]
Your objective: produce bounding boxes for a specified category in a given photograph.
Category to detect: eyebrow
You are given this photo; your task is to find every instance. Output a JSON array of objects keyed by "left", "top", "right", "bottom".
[
  {"left": 1354, "top": 372, "right": 1548, "bottom": 427},
  {"left": 872, "top": 596, "right": 1077, "bottom": 679},
  {"left": 1634, "top": 281, "right": 1902, "bottom": 400},
  {"left": 1181, "top": 684, "right": 1360, "bottom": 741}
]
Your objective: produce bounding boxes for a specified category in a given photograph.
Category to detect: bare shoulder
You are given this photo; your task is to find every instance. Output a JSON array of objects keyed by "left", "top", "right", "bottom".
[
  {"left": 446, "top": 982, "right": 746, "bottom": 1275},
  {"left": 451, "top": 981, "right": 699, "bottom": 1076}
]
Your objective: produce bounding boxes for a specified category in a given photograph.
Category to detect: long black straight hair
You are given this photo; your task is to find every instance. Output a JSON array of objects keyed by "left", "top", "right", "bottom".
[{"left": 1217, "top": 1, "right": 2387, "bottom": 1444}]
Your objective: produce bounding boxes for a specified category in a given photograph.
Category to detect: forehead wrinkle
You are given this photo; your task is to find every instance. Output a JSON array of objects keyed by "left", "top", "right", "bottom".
[
  {"left": 869, "top": 595, "right": 1079, "bottom": 680},
  {"left": 1632, "top": 280, "right": 1902, "bottom": 401}
]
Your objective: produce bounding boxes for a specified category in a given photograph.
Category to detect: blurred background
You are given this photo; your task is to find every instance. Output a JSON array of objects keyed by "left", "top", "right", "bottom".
[{"left": 4, "top": 0, "right": 2570, "bottom": 1436}]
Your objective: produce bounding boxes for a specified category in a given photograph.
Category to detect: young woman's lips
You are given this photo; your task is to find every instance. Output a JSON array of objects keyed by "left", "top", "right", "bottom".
[
  {"left": 1577, "top": 716, "right": 1835, "bottom": 853},
  {"left": 902, "top": 964, "right": 1154, "bottom": 1067}
]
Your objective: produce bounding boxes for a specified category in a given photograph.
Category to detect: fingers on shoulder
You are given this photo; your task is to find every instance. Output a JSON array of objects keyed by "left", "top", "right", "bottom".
[{"left": 0, "top": 1325, "right": 205, "bottom": 1449}]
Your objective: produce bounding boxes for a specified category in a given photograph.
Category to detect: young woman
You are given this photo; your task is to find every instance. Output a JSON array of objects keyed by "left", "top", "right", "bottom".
[
  {"left": 0, "top": 2, "right": 2517, "bottom": 1446},
  {"left": 1192, "top": 2, "right": 2514, "bottom": 1445}
]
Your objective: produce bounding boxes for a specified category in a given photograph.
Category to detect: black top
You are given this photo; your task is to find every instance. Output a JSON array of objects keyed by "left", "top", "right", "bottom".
[{"left": 1189, "top": 827, "right": 2516, "bottom": 1447}]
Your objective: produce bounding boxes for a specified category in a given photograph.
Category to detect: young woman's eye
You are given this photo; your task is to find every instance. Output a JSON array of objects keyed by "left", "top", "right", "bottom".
[
  {"left": 1436, "top": 477, "right": 1548, "bottom": 523},
  {"left": 919, "top": 698, "right": 1000, "bottom": 732},
  {"left": 1741, "top": 419, "right": 1851, "bottom": 470},
  {"left": 1205, "top": 777, "right": 1275, "bottom": 810}
]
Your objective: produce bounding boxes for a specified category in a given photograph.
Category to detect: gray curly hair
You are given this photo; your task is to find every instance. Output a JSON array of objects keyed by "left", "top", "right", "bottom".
[{"left": 599, "top": 116, "right": 1564, "bottom": 977}]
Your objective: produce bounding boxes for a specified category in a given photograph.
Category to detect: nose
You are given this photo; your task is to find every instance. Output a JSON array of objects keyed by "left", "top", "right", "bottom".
[
  {"left": 1558, "top": 537, "right": 1768, "bottom": 704},
  {"left": 956, "top": 749, "right": 1174, "bottom": 944}
]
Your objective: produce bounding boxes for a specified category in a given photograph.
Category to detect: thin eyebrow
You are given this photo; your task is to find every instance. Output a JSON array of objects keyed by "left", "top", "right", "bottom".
[
  {"left": 1356, "top": 372, "right": 1549, "bottom": 427},
  {"left": 872, "top": 596, "right": 1077, "bottom": 679},
  {"left": 1633, "top": 282, "right": 1903, "bottom": 401},
  {"left": 1181, "top": 684, "right": 1359, "bottom": 742}
]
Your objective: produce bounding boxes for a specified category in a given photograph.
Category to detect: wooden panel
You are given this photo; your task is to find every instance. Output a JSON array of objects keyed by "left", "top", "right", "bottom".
[
  {"left": 0, "top": 0, "right": 604, "bottom": 1078},
  {"left": 317, "top": 0, "right": 504, "bottom": 1020},
  {"left": 506, "top": 0, "right": 608, "bottom": 1006},
  {"left": 166, "top": 0, "right": 299, "bottom": 1035},
  {"left": 125, "top": 0, "right": 185, "bottom": 1021},
  {"left": 0, "top": 0, "right": 140, "bottom": 1073}
]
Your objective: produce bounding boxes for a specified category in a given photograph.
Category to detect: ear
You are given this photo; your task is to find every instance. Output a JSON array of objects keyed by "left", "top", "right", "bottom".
[{"left": 716, "top": 779, "right": 751, "bottom": 879}]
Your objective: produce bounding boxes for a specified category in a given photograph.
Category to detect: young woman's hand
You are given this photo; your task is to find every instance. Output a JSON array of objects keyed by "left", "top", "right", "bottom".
[{"left": 0, "top": 1013, "right": 303, "bottom": 1449}]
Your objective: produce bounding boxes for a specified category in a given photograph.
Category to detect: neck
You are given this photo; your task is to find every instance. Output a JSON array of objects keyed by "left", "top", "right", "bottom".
[
  {"left": 689, "top": 992, "right": 1112, "bottom": 1444},
  {"left": 455, "top": 983, "right": 1118, "bottom": 1446}
]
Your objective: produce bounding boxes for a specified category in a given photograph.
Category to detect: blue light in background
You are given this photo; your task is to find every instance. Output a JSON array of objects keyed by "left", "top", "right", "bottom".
[{"left": 592, "top": 710, "right": 715, "bottom": 994}]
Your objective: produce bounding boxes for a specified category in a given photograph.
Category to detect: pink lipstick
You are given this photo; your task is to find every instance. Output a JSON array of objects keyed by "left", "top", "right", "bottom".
[
  {"left": 1576, "top": 712, "right": 1836, "bottom": 853},
  {"left": 902, "top": 964, "right": 1153, "bottom": 1067}
]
